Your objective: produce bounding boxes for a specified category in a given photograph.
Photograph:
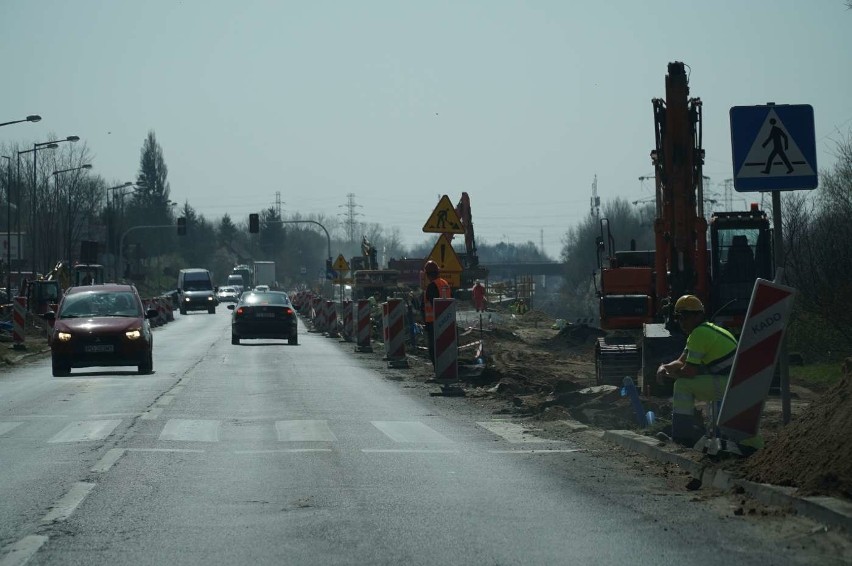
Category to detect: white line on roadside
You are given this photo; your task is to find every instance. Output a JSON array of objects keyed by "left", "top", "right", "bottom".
[
  {"left": 0, "top": 535, "right": 49, "bottom": 566},
  {"left": 235, "top": 449, "right": 334, "bottom": 454},
  {"left": 477, "top": 421, "right": 559, "bottom": 444},
  {"left": 91, "top": 448, "right": 126, "bottom": 473},
  {"left": 361, "top": 449, "right": 460, "bottom": 454},
  {"left": 47, "top": 420, "right": 122, "bottom": 443},
  {"left": 488, "top": 449, "right": 586, "bottom": 454},
  {"left": 41, "top": 482, "right": 96, "bottom": 523},
  {"left": 126, "top": 448, "right": 206, "bottom": 453}
]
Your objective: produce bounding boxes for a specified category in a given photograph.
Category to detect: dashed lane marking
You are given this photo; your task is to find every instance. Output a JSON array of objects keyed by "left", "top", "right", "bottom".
[
  {"left": 477, "top": 421, "right": 560, "bottom": 444},
  {"left": 91, "top": 448, "right": 126, "bottom": 473},
  {"left": 0, "top": 535, "right": 49, "bottom": 566},
  {"left": 159, "top": 419, "right": 220, "bottom": 442},
  {"left": 275, "top": 420, "right": 338, "bottom": 442},
  {"left": 156, "top": 395, "right": 175, "bottom": 406},
  {"left": 41, "top": 482, "right": 95, "bottom": 523},
  {"left": 141, "top": 408, "right": 163, "bottom": 420},
  {"left": 371, "top": 421, "right": 452, "bottom": 444},
  {"left": 0, "top": 422, "right": 23, "bottom": 436},
  {"left": 47, "top": 420, "right": 122, "bottom": 443}
]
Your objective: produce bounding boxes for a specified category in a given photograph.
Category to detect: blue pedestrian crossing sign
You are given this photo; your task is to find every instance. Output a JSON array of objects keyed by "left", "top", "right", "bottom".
[{"left": 730, "top": 104, "right": 817, "bottom": 192}]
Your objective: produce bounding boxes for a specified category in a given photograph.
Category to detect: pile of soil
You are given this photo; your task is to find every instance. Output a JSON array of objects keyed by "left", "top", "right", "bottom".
[{"left": 744, "top": 359, "right": 852, "bottom": 500}]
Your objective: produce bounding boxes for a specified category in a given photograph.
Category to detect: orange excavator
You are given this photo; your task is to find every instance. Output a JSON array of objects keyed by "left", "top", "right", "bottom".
[{"left": 594, "top": 62, "right": 773, "bottom": 395}]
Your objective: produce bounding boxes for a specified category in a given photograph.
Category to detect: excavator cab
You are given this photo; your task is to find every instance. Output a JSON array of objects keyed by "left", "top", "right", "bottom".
[
  {"left": 27, "top": 280, "right": 62, "bottom": 315},
  {"left": 73, "top": 264, "right": 105, "bottom": 286}
]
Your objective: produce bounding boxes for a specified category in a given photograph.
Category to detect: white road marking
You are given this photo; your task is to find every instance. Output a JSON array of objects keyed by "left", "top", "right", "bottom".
[
  {"left": 47, "top": 420, "right": 122, "bottom": 443},
  {"left": 371, "top": 421, "right": 452, "bottom": 443},
  {"left": 0, "top": 535, "right": 49, "bottom": 566},
  {"left": 159, "top": 419, "right": 220, "bottom": 442},
  {"left": 0, "top": 422, "right": 23, "bottom": 436},
  {"left": 156, "top": 395, "right": 174, "bottom": 406},
  {"left": 275, "top": 420, "right": 337, "bottom": 442},
  {"left": 362, "top": 449, "right": 460, "bottom": 454},
  {"left": 89, "top": 413, "right": 136, "bottom": 418},
  {"left": 41, "top": 482, "right": 95, "bottom": 523},
  {"left": 91, "top": 448, "right": 126, "bottom": 472},
  {"left": 235, "top": 449, "right": 334, "bottom": 454},
  {"left": 477, "top": 421, "right": 559, "bottom": 444},
  {"left": 141, "top": 408, "right": 163, "bottom": 420}
]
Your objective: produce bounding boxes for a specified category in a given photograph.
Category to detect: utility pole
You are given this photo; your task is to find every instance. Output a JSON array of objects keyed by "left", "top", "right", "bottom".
[
  {"left": 723, "top": 178, "right": 734, "bottom": 211},
  {"left": 339, "top": 193, "right": 362, "bottom": 245},
  {"left": 590, "top": 174, "right": 600, "bottom": 219},
  {"left": 275, "top": 191, "right": 283, "bottom": 218}
]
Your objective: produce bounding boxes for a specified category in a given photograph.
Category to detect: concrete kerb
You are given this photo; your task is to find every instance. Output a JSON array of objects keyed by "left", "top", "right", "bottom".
[{"left": 602, "top": 429, "right": 852, "bottom": 533}]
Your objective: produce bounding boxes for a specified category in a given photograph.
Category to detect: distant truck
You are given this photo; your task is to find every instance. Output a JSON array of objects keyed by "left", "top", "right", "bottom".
[{"left": 253, "top": 261, "right": 276, "bottom": 289}]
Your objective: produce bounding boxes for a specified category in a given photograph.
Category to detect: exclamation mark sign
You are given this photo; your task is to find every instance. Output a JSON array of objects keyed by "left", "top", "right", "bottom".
[{"left": 440, "top": 244, "right": 446, "bottom": 266}]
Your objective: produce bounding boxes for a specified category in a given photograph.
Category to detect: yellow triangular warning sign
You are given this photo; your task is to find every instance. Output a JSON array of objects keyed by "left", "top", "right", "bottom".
[
  {"left": 422, "top": 195, "right": 464, "bottom": 234},
  {"left": 426, "top": 234, "right": 463, "bottom": 273},
  {"left": 332, "top": 254, "right": 350, "bottom": 272}
]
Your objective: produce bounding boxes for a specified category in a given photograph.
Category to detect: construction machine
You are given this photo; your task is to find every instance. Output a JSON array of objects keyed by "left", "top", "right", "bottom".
[
  {"left": 594, "top": 61, "right": 773, "bottom": 395},
  {"left": 453, "top": 192, "right": 489, "bottom": 294}
]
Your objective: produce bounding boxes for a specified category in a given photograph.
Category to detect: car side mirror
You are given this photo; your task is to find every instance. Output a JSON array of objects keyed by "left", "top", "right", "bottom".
[
  {"left": 42, "top": 311, "right": 56, "bottom": 321},
  {"left": 145, "top": 308, "right": 159, "bottom": 319},
  {"left": 227, "top": 304, "right": 235, "bottom": 310}
]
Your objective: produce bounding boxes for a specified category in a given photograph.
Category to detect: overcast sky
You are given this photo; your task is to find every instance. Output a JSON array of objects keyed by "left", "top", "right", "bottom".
[{"left": 3, "top": 1, "right": 850, "bottom": 259}]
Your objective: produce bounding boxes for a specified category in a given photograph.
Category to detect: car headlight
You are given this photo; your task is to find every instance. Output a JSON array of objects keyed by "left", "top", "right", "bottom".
[
  {"left": 125, "top": 329, "right": 142, "bottom": 340},
  {"left": 184, "top": 297, "right": 190, "bottom": 302},
  {"left": 208, "top": 296, "right": 213, "bottom": 301},
  {"left": 57, "top": 331, "right": 72, "bottom": 342}
]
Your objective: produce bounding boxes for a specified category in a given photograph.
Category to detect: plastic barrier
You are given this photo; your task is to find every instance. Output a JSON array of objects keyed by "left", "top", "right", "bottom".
[
  {"left": 382, "top": 298, "right": 408, "bottom": 368},
  {"left": 342, "top": 300, "right": 353, "bottom": 342},
  {"left": 12, "top": 297, "right": 26, "bottom": 349},
  {"left": 311, "top": 297, "right": 325, "bottom": 332},
  {"left": 433, "top": 298, "right": 457, "bottom": 380},
  {"left": 326, "top": 300, "right": 339, "bottom": 338},
  {"left": 354, "top": 299, "right": 373, "bottom": 353}
]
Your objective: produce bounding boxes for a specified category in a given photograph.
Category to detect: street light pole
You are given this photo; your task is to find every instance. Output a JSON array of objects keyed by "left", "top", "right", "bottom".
[
  {"left": 53, "top": 164, "right": 93, "bottom": 264},
  {"left": 2, "top": 155, "right": 11, "bottom": 297},
  {"left": 17, "top": 144, "right": 58, "bottom": 286},
  {"left": 106, "top": 182, "right": 133, "bottom": 280},
  {"left": 0, "top": 115, "right": 41, "bottom": 128},
  {"left": 31, "top": 136, "right": 79, "bottom": 274}
]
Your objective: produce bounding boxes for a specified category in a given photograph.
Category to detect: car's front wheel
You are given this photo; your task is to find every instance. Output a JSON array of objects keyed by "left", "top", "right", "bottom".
[
  {"left": 138, "top": 351, "right": 153, "bottom": 374},
  {"left": 52, "top": 356, "right": 70, "bottom": 377}
]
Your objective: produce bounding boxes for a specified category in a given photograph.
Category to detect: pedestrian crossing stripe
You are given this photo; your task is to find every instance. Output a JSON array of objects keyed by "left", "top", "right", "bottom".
[
  {"left": 422, "top": 195, "right": 465, "bottom": 234},
  {"left": 736, "top": 108, "right": 816, "bottom": 179}
]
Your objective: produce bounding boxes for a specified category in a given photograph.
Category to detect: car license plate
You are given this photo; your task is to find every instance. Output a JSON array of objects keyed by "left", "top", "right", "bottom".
[
  {"left": 84, "top": 344, "right": 114, "bottom": 353},
  {"left": 256, "top": 312, "right": 275, "bottom": 318}
]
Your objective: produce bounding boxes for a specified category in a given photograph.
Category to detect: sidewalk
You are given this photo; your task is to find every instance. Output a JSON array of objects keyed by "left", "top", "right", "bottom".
[{"left": 602, "top": 428, "right": 852, "bottom": 533}]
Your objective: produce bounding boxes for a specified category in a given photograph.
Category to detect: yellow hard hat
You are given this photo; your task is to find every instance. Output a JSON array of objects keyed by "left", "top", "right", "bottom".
[{"left": 674, "top": 294, "right": 704, "bottom": 313}]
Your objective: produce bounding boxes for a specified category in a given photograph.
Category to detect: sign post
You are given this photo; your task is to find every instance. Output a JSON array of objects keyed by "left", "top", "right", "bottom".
[{"left": 730, "top": 103, "right": 816, "bottom": 424}]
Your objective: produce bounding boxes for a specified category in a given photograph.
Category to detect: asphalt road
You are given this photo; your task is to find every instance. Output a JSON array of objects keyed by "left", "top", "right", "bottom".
[{"left": 0, "top": 307, "right": 842, "bottom": 565}]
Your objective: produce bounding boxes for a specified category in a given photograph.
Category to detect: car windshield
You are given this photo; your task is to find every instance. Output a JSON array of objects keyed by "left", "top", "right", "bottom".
[
  {"left": 218, "top": 287, "right": 235, "bottom": 293},
  {"left": 241, "top": 292, "right": 289, "bottom": 306},
  {"left": 59, "top": 291, "right": 141, "bottom": 318},
  {"left": 184, "top": 280, "right": 212, "bottom": 291}
]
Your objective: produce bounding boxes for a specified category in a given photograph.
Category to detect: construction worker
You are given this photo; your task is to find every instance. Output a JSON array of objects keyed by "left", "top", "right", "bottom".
[
  {"left": 421, "top": 260, "right": 451, "bottom": 364},
  {"left": 656, "top": 295, "right": 763, "bottom": 451}
]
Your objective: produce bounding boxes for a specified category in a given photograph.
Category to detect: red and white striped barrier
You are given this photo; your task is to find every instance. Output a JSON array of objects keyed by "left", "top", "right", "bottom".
[
  {"left": 354, "top": 299, "right": 373, "bottom": 353},
  {"left": 433, "top": 298, "right": 458, "bottom": 380},
  {"left": 342, "top": 300, "right": 353, "bottom": 342},
  {"left": 326, "top": 300, "right": 339, "bottom": 338},
  {"left": 311, "top": 297, "right": 325, "bottom": 332},
  {"left": 13, "top": 297, "right": 26, "bottom": 349},
  {"left": 382, "top": 298, "right": 408, "bottom": 368},
  {"left": 718, "top": 279, "right": 796, "bottom": 442}
]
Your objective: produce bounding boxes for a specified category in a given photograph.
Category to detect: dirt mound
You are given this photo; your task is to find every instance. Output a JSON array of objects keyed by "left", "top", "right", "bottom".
[{"left": 744, "top": 360, "right": 852, "bottom": 500}]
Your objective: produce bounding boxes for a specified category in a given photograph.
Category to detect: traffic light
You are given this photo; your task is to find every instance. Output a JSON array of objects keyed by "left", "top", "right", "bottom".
[
  {"left": 249, "top": 213, "right": 259, "bottom": 233},
  {"left": 177, "top": 217, "right": 187, "bottom": 236}
]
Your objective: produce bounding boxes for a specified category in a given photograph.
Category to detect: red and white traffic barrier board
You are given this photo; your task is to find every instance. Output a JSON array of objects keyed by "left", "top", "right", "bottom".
[
  {"left": 383, "top": 298, "right": 408, "bottom": 368},
  {"left": 312, "top": 297, "right": 325, "bottom": 332},
  {"left": 326, "top": 300, "right": 339, "bottom": 338},
  {"left": 13, "top": 297, "right": 27, "bottom": 347},
  {"left": 433, "top": 298, "right": 458, "bottom": 380},
  {"left": 354, "top": 299, "right": 373, "bottom": 353},
  {"left": 718, "top": 278, "right": 797, "bottom": 441},
  {"left": 342, "top": 300, "right": 353, "bottom": 342}
]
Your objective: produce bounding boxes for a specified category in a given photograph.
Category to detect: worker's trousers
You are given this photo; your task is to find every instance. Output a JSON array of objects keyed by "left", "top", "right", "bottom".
[{"left": 672, "top": 375, "right": 763, "bottom": 449}]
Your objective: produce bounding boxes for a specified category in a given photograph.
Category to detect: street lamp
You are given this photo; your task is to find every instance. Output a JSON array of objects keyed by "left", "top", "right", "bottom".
[
  {"left": 1, "top": 155, "right": 11, "bottom": 296},
  {"left": 31, "top": 136, "right": 80, "bottom": 273},
  {"left": 53, "top": 164, "right": 93, "bottom": 262},
  {"left": 0, "top": 115, "right": 41, "bottom": 128},
  {"left": 16, "top": 144, "right": 59, "bottom": 284},
  {"left": 106, "top": 182, "right": 134, "bottom": 280}
]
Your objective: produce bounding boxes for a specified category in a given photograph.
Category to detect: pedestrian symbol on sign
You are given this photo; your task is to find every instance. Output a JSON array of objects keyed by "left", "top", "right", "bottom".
[{"left": 735, "top": 108, "right": 815, "bottom": 181}]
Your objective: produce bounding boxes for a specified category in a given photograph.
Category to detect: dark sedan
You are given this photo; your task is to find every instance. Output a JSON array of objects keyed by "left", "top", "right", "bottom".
[
  {"left": 45, "top": 284, "right": 158, "bottom": 376},
  {"left": 228, "top": 291, "right": 298, "bottom": 345}
]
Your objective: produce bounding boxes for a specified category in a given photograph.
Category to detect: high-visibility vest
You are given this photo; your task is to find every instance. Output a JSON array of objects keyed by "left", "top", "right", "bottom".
[{"left": 424, "top": 277, "right": 451, "bottom": 322}]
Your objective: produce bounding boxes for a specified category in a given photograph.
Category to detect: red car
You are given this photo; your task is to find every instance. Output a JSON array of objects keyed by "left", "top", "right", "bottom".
[{"left": 45, "top": 284, "right": 158, "bottom": 376}]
